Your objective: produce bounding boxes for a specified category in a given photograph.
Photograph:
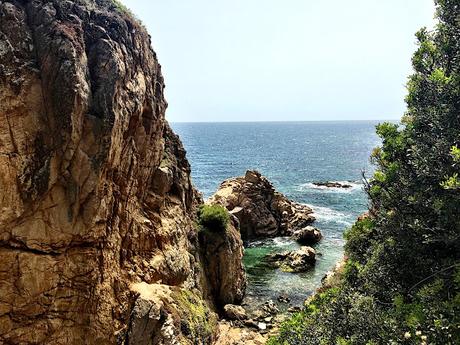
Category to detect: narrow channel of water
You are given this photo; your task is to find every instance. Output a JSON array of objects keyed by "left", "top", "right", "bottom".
[{"left": 243, "top": 184, "right": 363, "bottom": 310}]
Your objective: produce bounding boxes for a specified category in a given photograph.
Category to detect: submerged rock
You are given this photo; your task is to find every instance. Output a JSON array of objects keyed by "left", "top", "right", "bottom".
[
  {"left": 291, "top": 226, "right": 323, "bottom": 245},
  {"left": 209, "top": 170, "right": 316, "bottom": 239},
  {"left": 277, "top": 294, "right": 291, "bottom": 304},
  {"left": 266, "top": 246, "right": 316, "bottom": 273}
]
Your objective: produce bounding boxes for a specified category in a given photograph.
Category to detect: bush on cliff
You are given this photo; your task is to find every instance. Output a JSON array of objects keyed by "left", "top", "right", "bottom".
[
  {"left": 270, "top": 1, "right": 460, "bottom": 344},
  {"left": 197, "top": 204, "right": 229, "bottom": 232}
]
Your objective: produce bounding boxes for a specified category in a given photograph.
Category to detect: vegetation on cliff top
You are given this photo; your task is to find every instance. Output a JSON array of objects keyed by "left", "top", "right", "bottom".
[
  {"left": 270, "top": 0, "right": 460, "bottom": 344},
  {"left": 197, "top": 204, "right": 230, "bottom": 232}
]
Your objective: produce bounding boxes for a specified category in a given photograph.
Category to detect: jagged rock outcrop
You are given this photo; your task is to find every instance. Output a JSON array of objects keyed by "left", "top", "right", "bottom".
[
  {"left": 199, "top": 220, "right": 246, "bottom": 308},
  {"left": 0, "top": 1, "right": 244, "bottom": 344},
  {"left": 209, "top": 170, "right": 316, "bottom": 239}
]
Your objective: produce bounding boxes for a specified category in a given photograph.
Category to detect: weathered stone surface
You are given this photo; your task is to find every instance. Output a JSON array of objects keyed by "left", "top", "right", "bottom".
[
  {"left": 214, "top": 321, "right": 268, "bottom": 345},
  {"left": 126, "top": 283, "right": 218, "bottom": 345},
  {"left": 0, "top": 1, "right": 245, "bottom": 344},
  {"left": 199, "top": 221, "right": 247, "bottom": 308},
  {"left": 291, "top": 226, "right": 322, "bottom": 245},
  {"left": 266, "top": 246, "right": 316, "bottom": 273},
  {"left": 209, "top": 170, "right": 316, "bottom": 239},
  {"left": 223, "top": 304, "right": 247, "bottom": 321}
]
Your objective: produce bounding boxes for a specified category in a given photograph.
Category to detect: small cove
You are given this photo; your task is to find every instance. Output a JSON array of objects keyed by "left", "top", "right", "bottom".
[{"left": 172, "top": 121, "right": 380, "bottom": 310}]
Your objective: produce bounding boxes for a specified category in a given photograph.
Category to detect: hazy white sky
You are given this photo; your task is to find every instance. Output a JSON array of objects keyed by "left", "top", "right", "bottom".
[{"left": 121, "top": 0, "right": 435, "bottom": 122}]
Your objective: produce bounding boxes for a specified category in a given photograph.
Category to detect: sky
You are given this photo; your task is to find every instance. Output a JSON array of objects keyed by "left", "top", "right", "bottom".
[{"left": 121, "top": 0, "right": 436, "bottom": 122}]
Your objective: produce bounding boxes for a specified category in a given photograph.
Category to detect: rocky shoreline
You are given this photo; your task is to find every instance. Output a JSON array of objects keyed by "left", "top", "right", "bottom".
[
  {"left": 0, "top": 1, "right": 327, "bottom": 343},
  {"left": 205, "top": 170, "right": 326, "bottom": 344}
]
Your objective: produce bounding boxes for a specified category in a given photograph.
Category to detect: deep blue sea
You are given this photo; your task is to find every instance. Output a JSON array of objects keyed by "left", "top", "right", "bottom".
[{"left": 172, "top": 121, "right": 381, "bottom": 309}]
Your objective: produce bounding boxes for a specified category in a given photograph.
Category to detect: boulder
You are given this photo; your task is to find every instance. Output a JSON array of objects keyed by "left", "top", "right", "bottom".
[
  {"left": 257, "top": 322, "right": 267, "bottom": 331},
  {"left": 223, "top": 304, "right": 247, "bottom": 320},
  {"left": 209, "top": 170, "right": 317, "bottom": 239},
  {"left": 291, "top": 226, "right": 323, "bottom": 245},
  {"left": 266, "top": 246, "right": 316, "bottom": 273},
  {"left": 262, "top": 300, "right": 280, "bottom": 315}
]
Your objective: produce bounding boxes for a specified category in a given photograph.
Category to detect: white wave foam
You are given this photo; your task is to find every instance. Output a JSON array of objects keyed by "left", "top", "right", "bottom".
[
  {"left": 272, "top": 237, "right": 295, "bottom": 247},
  {"left": 305, "top": 204, "right": 353, "bottom": 226},
  {"left": 298, "top": 181, "right": 363, "bottom": 193},
  {"left": 245, "top": 236, "right": 294, "bottom": 248}
]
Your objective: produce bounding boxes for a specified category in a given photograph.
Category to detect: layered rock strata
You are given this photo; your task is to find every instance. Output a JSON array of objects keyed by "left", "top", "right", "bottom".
[
  {"left": 0, "top": 1, "right": 245, "bottom": 344},
  {"left": 209, "top": 170, "right": 316, "bottom": 239}
]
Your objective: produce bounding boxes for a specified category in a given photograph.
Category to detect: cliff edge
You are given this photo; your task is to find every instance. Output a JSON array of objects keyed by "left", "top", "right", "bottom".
[{"left": 0, "top": 1, "right": 244, "bottom": 344}]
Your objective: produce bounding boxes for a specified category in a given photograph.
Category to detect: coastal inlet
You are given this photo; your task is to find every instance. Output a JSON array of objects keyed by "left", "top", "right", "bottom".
[{"left": 172, "top": 121, "right": 380, "bottom": 310}]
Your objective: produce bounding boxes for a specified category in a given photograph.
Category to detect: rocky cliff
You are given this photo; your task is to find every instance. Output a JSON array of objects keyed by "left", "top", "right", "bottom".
[
  {"left": 0, "top": 1, "right": 244, "bottom": 344},
  {"left": 209, "top": 170, "right": 316, "bottom": 239}
]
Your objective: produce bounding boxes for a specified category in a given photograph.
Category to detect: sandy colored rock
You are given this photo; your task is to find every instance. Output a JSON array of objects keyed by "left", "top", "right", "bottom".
[
  {"left": 214, "top": 321, "right": 267, "bottom": 345},
  {"left": 266, "top": 246, "right": 316, "bottom": 273},
  {"left": 200, "top": 222, "right": 247, "bottom": 308},
  {"left": 223, "top": 304, "right": 247, "bottom": 321},
  {"left": 209, "top": 170, "right": 316, "bottom": 239},
  {"left": 0, "top": 1, "right": 245, "bottom": 344},
  {"left": 127, "top": 283, "right": 218, "bottom": 345}
]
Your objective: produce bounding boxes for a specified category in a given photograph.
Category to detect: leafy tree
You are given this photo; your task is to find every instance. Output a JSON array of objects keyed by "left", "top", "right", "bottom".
[{"left": 271, "top": 1, "right": 460, "bottom": 343}]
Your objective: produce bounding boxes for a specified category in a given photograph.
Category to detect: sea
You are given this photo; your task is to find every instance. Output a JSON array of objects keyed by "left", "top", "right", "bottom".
[{"left": 171, "top": 121, "right": 382, "bottom": 309}]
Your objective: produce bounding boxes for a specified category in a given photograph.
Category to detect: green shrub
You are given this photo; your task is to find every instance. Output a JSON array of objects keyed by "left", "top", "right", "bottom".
[
  {"left": 268, "top": 1, "right": 460, "bottom": 343},
  {"left": 197, "top": 204, "right": 229, "bottom": 232}
]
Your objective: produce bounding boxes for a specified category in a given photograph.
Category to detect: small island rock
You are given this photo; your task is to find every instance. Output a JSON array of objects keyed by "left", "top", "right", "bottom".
[
  {"left": 313, "top": 181, "right": 353, "bottom": 188},
  {"left": 209, "top": 170, "right": 316, "bottom": 239},
  {"left": 291, "top": 226, "right": 323, "bottom": 245},
  {"left": 266, "top": 246, "right": 316, "bottom": 273}
]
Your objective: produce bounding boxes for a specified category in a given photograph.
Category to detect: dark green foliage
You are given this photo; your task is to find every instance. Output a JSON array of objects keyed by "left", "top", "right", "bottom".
[
  {"left": 197, "top": 204, "right": 229, "bottom": 232},
  {"left": 271, "top": 1, "right": 460, "bottom": 343}
]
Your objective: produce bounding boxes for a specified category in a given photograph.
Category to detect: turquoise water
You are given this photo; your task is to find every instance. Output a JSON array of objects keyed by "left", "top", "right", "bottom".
[{"left": 172, "top": 121, "right": 381, "bottom": 308}]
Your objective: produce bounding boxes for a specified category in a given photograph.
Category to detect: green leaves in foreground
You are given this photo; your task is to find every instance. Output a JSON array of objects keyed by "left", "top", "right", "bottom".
[{"left": 270, "top": 1, "right": 460, "bottom": 344}]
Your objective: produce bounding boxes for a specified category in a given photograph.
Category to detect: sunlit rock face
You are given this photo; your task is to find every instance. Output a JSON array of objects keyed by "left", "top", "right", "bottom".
[
  {"left": 0, "top": 1, "right": 245, "bottom": 343},
  {"left": 209, "top": 170, "right": 317, "bottom": 239}
]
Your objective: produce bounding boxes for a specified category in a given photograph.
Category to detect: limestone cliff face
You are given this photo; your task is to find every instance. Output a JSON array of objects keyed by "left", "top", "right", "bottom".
[{"left": 0, "top": 1, "right": 244, "bottom": 344}]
